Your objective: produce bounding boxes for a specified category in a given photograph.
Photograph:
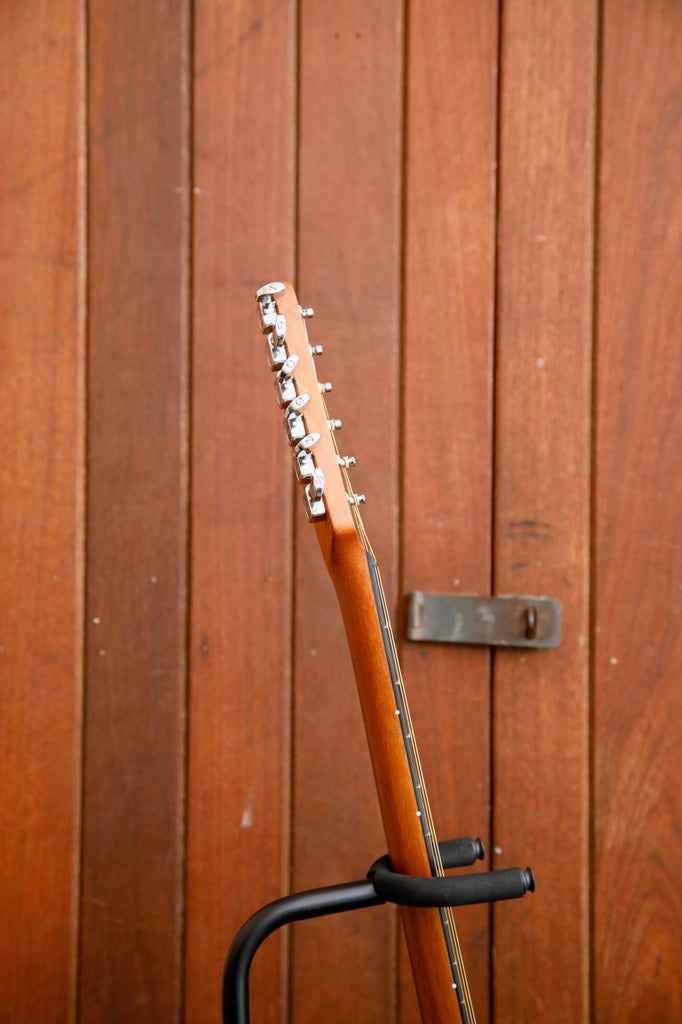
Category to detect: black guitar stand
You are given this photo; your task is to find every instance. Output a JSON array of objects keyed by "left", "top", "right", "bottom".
[{"left": 223, "top": 837, "right": 534, "bottom": 1024}]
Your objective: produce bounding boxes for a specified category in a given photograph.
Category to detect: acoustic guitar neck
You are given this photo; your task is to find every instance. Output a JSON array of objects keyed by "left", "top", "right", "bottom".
[{"left": 255, "top": 280, "right": 476, "bottom": 1023}]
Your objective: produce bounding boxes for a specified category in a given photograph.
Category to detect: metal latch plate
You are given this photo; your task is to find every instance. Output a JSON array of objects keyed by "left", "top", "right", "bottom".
[{"left": 406, "top": 593, "right": 561, "bottom": 649}]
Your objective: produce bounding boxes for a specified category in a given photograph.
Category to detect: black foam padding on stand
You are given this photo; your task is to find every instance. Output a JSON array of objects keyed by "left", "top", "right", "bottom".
[{"left": 369, "top": 857, "right": 535, "bottom": 908}]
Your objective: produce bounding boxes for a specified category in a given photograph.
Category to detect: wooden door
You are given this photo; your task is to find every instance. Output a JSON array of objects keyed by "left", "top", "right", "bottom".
[{"left": 1, "top": 2, "right": 680, "bottom": 1022}]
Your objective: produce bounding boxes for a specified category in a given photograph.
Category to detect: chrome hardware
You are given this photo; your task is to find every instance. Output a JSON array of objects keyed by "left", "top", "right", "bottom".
[
  {"left": 328, "top": 419, "right": 342, "bottom": 431},
  {"left": 337, "top": 455, "right": 356, "bottom": 468},
  {"left": 347, "top": 493, "right": 366, "bottom": 506},
  {"left": 275, "top": 352, "right": 299, "bottom": 405},
  {"left": 319, "top": 381, "right": 332, "bottom": 393},
  {"left": 294, "top": 432, "right": 321, "bottom": 455},
  {"left": 310, "top": 345, "right": 323, "bottom": 356},
  {"left": 286, "top": 393, "right": 311, "bottom": 416},
  {"left": 304, "top": 467, "right": 326, "bottom": 521},
  {"left": 277, "top": 352, "right": 298, "bottom": 382},
  {"left": 276, "top": 377, "right": 296, "bottom": 407},
  {"left": 255, "top": 282, "right": 286, "bottom": 300},
  {"left": 286, "top": 414, "right": 307, "bottom": 444},
  {"left": 300, "top": 307, "right": 314, "bottom": 319},
  {"left": 285, "top": 393, "right": 311, "bottom": 444},
  {"left": 266, "top": 334, "right": 287, "bottom": 369},
  {"left": 266, "top": 314, "right": 288, "bottom": 368},
  {"left": 274, "top": 314, "right": 287, "bottom": 345},
  {"left": 258, "top": 298, "right": 278, "bottom": 333},
  {"left": 309, "top": 466, "right": 324, "bottom": 500},
  {"left": 294, "top": 432, "right": 321, "bottom": 481}
]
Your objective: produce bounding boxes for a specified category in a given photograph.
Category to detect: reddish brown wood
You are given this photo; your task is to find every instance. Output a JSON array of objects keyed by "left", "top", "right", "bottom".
[
  {"left": 0, "top": 2, "right": 84, "bottom": 1019},
  {"left": 185, "top": 4, "right": 297, "bottom": 1023},
  {"left": 593, "top": 3, "right": 682, "bottom": 1021},
  {"left": 294, "top": 3, "right": 405, "bottom": 1020},
  {"left": 79, "top": 2, "right": 190, "bottom": 1020},
  {"left": 492, "top": 2, "right": 596, "bottom": 1021},
  {"left": 402, "top": 2, "right": 499, "bottom": 1021}
]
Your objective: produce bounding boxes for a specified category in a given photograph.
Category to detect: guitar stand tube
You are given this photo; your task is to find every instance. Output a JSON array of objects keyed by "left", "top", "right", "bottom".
[{"left": 222, "top": 837, "right": 534, "bottom": 1024}]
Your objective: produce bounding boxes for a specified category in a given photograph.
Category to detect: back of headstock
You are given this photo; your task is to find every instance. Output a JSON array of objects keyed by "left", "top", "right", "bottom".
[{"left": 255, "top": 281, "right": 366, "bottom": 563}]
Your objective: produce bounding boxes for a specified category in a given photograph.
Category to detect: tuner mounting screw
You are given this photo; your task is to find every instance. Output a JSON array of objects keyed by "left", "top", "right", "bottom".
[
  {"left": 319, "top": 382, "right": 332, "bottom": 393},
  {"left": 347, "top": 493, "right": 366, "bottom": 506},
  {"left": 300, "top": 307, "right": 314, "bottom": 319},
  {"left": 310, "top": 345, "right": 323, "bottom": 356},
  {"left": 328, "top": 419, "right": 342, "bottom": 431},
  {"left": 337, "top": 455, "right": 356, "bottom": 468}
]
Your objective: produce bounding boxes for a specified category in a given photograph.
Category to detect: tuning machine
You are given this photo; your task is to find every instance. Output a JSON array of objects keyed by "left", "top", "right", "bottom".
[
  {"left": 255, "top": 281, "right": 286, "bottom": 300},
  {"left": 266, "top": 313, "right": 288, "bottom": 368},
  {"left": 294, "top": 432, "right": 321, "bottom": 481},
  {"left": 275, "top": 352, "right": 299, "bottom": 406},
  {"left": 255, "top": 282, "right": 286, "bottom": 333},
  {"left": 304, "top": 467, "right": 326, "bottom": 521},
  {"left": 285, "top": 393, "right": 311, "bottom": 444}
]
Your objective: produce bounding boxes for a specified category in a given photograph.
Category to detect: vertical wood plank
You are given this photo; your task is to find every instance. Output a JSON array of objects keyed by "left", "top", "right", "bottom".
[
  {"left": 0, "top": 1, "right": 84, "bottom": 1019},
  {"left": 80, "top": 1, "right": 190, "bottom": 1019},
  {"left": 294, "top": 3, "right": 404, "bottom": 1020},
  {"left": 402, "top": 3, "right": 499, "bottom": 1021},
  {"left": 492, "top": 2, "right": 596, "bottom": 1021},
  {"left": 594, "top": 2, "right": 682, "bottom": 1020},
  {"left": 185, "top": 2, "right": 297, "bottom": 1022}
]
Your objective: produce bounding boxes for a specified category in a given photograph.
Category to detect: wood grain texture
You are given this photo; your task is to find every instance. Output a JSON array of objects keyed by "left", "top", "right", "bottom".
[
  {"left": 185, "top": 3, "right": 297, "bottom": 1022},
  {"left": 294, "top": 2, "right": 404, "bottom": 1019},
  {"left": 593, "top": 2, "right": 682, "bottom": 1020},
  {"left": 402, "top": 2, "right": 499, "bottom": 1020},
  {"left": 79, "top": 2, "right": 190, "bottom": 1020},
  {"left": 0, "top": 2, "right": 84, "bottom": 1020},
  {"left": 492, "top": 2, "right": 596, "bottom": 1021}
]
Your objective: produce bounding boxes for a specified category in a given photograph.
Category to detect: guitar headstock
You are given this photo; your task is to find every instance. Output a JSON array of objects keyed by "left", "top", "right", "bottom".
[{"left": 255, "top": 281, "right": 367, "bottom": 559}]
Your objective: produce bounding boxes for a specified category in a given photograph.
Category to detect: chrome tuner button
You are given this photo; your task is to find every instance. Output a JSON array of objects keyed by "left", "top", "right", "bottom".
[
  {"left": 266, "top": 313, "right": 289, "bottom": 369},
  {"left": 275, "top": 351, "right": 299, "bottom": 404},
  {"left": 309, "top": 466, "right": 324, "bottom": 500},
  {"left": 287, "top": 392, "right": 311, "bottom": 416},
  {"left": 285, "top": 392, "right": 311, "bottom": 444},
  {"left": 266, "top": 336, "right": 287, "bottom": 369},
  {"left": 277, "top": 352, "right": 298, "bottom": 382},
  {"left": 300, "top": 307, "right": 314, "bottom": 319},
  {"left": 293, "top": 432, "right": 321, "bottom": 481},
  {"left": 274, "top": 348, "right": 299, "bottom": 403},
  {"left": 319, "top": 381, "right": 332, "bottom": 393},
  {"left": 255, "top": 282, "right": 286, "bottom": 300},
  {"left": 304, "top": 467, "right": 326, "bottom": 522},
  {"left": 294, "top": 432, "right": 321, "bottom": 455}
]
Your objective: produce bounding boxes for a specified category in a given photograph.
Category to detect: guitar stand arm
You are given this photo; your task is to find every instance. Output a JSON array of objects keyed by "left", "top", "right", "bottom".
[{"left": 222, "top": 836, "right": 534, "bottom": 1024}]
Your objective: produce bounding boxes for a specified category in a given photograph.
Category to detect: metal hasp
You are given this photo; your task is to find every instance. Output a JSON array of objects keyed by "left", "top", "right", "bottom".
[{"left": 406, "top": 593, "right": 562, "bottom": 649}]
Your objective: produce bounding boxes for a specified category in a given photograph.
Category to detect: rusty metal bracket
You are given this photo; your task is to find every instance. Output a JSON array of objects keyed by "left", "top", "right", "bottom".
[{"left": 405, "top": 593, "right": 561, "bottom": 649}]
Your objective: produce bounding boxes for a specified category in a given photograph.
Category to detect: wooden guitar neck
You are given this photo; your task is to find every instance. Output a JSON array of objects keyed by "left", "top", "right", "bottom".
[{"left": 255, "top": 281, "right": 475, "bottom": 1023}]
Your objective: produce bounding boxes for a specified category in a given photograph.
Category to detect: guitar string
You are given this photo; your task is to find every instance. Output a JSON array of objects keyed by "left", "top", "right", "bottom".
[{"left": 317, "top": 390, "right": 477, "bottom": 1024}]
